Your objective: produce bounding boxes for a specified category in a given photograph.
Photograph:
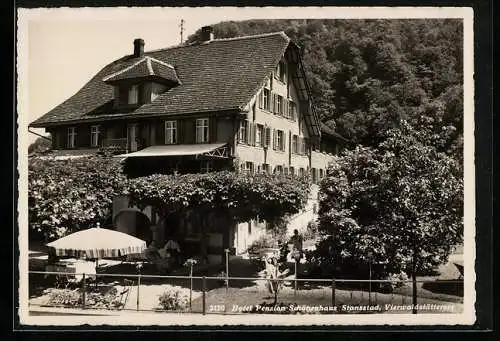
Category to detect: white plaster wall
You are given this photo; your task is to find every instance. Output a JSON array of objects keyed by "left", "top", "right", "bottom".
[
  {"left": 286, "top": 185, "right": 319, "bottom": 236},
  {"left": 236, "top": 54, "right": 321, "bottom": 173}
]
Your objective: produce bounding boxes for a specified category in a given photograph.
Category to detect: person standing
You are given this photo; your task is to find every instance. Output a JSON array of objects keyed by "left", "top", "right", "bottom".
[{"left": 290, "top": 229, "right": 304, "bottom": 259}]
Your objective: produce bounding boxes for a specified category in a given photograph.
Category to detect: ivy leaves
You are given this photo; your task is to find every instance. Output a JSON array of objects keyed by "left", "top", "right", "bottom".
[{"left": 29, "top": 156, "right": 311, "bottom": 241}]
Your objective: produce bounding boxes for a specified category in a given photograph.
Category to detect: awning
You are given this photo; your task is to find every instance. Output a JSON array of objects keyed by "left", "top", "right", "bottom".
[{"left": 114, "top": 143, "right": 230, "bottom": 158}]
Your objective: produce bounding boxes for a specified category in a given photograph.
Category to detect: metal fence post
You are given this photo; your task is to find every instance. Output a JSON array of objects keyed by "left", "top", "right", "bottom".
[
  {"left": 81, "top": 273, "right": 86, "bottom": 309},
  {"left": 189, "top": 266, "right": 193, "bottom": 312},
  {"left": 331, "top": 277, "right": 336, "bottom": 308},
  {"left": 294, "top": 260, "right": 298, "bottom": 298},
  {"left": 136, "top": 273, "right": 141, "bottom": 311},
  {"left": 202, "top": 276, "right": 206, "bottom": 315},
  {"left": 225, "top": 249, "right": 229, "bottom": 293}
]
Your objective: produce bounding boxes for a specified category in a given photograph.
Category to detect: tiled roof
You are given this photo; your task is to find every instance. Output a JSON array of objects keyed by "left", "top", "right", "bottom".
[
  {"left": 30, "top": 32, "right": 292, "bottom": 127},
  {"left": 102, "top": 56, "right": 180, "bottom": 84}
]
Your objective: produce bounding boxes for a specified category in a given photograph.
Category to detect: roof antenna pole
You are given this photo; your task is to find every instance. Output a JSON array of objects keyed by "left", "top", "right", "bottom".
[{"left": 179, "top": 19, "right": 185, "bottom": 44}]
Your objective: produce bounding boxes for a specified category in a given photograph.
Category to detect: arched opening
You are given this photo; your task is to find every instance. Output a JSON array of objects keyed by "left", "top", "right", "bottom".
[{"left": 114, "top": 208, "right": 152, "bottom": 244}]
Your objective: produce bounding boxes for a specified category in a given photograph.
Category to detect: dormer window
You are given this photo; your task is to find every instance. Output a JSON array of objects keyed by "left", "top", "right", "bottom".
[{"left": 128, "top": 85, "right": 139, "bottom": 104}]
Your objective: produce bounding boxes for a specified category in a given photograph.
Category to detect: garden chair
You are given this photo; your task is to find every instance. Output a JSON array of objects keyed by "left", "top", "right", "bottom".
[{"left": 114, "top": 279, "right": 133, "bottom": 309}]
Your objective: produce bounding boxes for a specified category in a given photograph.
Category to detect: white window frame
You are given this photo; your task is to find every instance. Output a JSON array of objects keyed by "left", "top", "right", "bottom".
[
  {"left": 90, "top": 125, "right": 100, "bottom": 147},
  {"left": 128, "top": 85, "right": 139, "bottom": 104},
  {"left": 239, "top": 120, "right": 248, "bottom": 144},
  {"left": 196, "top": 118, "right": 209, "bottom": 143},
  {"left": 277, "top": 130, "right": 284, "bottom": 151},
  {"left": 255, "top": 124, "right": 263, "bottom": 147},
  {"left": 277, "top": 96, "right": 283, "bottom": 115},
  {"left": 262, "top": 163, "right": 270, "bottom": 174},
  {"left": 245, "top": 161, "right": 254, "bottom": 174},
  {"left": 165, "top": 120, "right": 177, "bottom": 144},
  {"left": 292, "top": 135, "right": 298, "bottom": 154},
  {"left": 67, "top": 127, "right": 76, "bottom": 148},
  {"left": 263, "top": 88, "right": 271, "bottom": 111}
]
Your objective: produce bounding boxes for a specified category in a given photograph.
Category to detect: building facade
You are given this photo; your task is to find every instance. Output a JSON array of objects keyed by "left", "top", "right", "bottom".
[{"left": 30, "top": 27, "right": 348, "bottom": 264}]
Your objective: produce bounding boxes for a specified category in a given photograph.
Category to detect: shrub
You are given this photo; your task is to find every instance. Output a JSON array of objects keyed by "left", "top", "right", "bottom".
[
  {"left": 158, "top": 288, "right": 189, "bottom": 311},
  {"left": 247, "top": 234, "right": 278, "bottom": 252}
]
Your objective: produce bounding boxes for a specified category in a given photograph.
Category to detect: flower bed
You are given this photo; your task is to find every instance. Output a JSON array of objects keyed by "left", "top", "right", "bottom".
[{"left": 39, "top": 285, "right": 127, "bottom": 310}]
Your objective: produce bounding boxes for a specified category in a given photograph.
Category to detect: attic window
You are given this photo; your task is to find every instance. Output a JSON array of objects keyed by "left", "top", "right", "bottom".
[
  {"left": 275, "top": 60, "right": 287, "bottom": 83},
  {"left": 128, "top": 85, "right": 139, "bottom": 104}
]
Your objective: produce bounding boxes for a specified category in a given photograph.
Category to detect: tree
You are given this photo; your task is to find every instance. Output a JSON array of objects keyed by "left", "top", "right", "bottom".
[
  {"left": 317, "top": 121, "right": 463, "bottom": 280},
  {"left": 28, "top": 136, "right": 52, "bottom": 155},
  {"left": 28, "top": 156, "right": 128, "bottom": 241},
  {"left": 187, "top": 19, "right": 464, "bottom": 164},
  {"left": 127, "top": 171, "right": 311, "bottom": 226}
]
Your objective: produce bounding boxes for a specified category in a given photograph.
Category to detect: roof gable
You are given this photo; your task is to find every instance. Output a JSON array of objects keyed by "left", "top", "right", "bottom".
[{"left": 102, "top": 56, "right": 180, "bottom": 85}]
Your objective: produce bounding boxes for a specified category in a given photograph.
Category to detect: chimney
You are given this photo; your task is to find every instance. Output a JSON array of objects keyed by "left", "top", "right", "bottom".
[
  {"left": 200, "top": 26, "right": 214, "bottom": 42},
  {"left": 133, "top": 38, "right": 145, "bottom": 57}
]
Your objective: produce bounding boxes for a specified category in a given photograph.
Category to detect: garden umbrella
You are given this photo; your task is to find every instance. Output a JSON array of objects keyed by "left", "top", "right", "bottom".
[{"left": 46, "top": 226, "right": 147, "bottom": 265}]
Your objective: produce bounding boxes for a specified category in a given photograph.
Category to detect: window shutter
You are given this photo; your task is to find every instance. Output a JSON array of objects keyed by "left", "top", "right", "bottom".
[
  {"left": 282, "top": 131, "right": 286, "bottom": 152},
  {"left": 251, "top": 123, "right": 256, "bottom": 146},
  {"left": 246, "top": 121, "right": 251, "bottom": 145},
  {"left": 258, "top": 91, "right": 263, "bottom": 109},
  {"left": 272, "top": 129, "right": 277, "bottom": 150},
  {"left": 271, "top": 94, "right": 275, "bottom": 113}
]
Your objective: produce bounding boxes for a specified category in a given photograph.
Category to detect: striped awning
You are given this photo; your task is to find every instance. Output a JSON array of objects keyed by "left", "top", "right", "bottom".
[
  {"left": 46, "top": 227, "right": 147, "bottom": 259},
  {"left": 114, "top": 143, "right": 229, "bottom": 158}
]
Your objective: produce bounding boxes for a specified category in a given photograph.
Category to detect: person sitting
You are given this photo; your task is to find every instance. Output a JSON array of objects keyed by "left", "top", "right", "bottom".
[{"left": 164, "top": 238, "right": 181, "bottom": 266}]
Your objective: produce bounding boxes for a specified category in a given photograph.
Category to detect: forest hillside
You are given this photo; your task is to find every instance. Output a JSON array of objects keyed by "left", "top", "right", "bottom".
[{"left": 187, "top": 19, "right": 463, "bottom": 163}]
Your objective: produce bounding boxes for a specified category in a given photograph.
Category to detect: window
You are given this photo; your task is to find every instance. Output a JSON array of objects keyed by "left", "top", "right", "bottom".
[
  {"left": 165, "top": 120, "right": 177, "bottom": 144},
  {"left": 275, "top": 60, "right": 287, "bottom": 83},
  {"left": 277, "top": 130, "right": 285, "bottom": 151},
  {"left": 284, "top": 167, "right": 289, "bottom": 175},
  {"left": 244, "top": 161, "right": 254, "bottom": 174},
  {"left": 67, "top": 127, "right": 76, "bottom": 148},
  {"left": 311, "top": 168, "right": 317, "bottom": 183},
  {"left": 90, "top": 125, "right": 100, "bottom": 147},
  {"left": 200, "top": 160, "right": 212, "bottom": 173},
  {"left": 300, "top": 138, "right": 307, "bottom": 155},
  {"left": 289, "top": 101, "right": 297, "bottom": 121},
  {"left": 255, "top": 124, "right": 263, "bottom": 147},
  {"left": 277, "top": 96, "right": 283, "bottom": 115},
  {"left": 289, "top": 166, "right": 295, "bottom": 176},
  {"left": 261, "top": 88, "right": 271, "bottom": 111},
  {"left": 128, "top": 85, "right": 139, "bottom": 104},
  {"left": 319, "top": 169, "right": 324, "bottom": 180},
  {"left": 196, "top": 118, "right": 209, "bottom": 143},
  {"left": 292, "top": 135, "right": 298, "bottom": 154},
  {"left": 275, "top": 165, "right": 283, "bottom": 174},
  {"left": 262, "top": 163, "right": 270, "bottom": 174},
  {"left": 239, "top": 120, "right": 248, "bottom": 144},
  {"left": 299, "top": 168, "right": 305, "bottom": 177}
]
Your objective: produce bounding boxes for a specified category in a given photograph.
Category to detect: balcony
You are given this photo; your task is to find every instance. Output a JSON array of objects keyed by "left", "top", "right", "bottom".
[
  {"left": 102, "top": 138, "right": 127, "bottom": 149},
  {"left": 100, "top": 138, "right": 128, "bottom": 154}
]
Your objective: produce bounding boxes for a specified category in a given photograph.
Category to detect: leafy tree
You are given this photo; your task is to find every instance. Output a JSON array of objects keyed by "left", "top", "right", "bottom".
[
  {"left": 127, "top": 171, "right": 310, "bottom": 226},
  {"left": 316, "top": 121, "right": 463, "bottom": 279},
  {"left": 187, "top": 19, "right": 463, "bottom": 163},
  {"left": 28, "top": 136, "right": 52, "bottom": 155},
  {"left": 28, "top": 156, "right": 128, "bottom": 241}
]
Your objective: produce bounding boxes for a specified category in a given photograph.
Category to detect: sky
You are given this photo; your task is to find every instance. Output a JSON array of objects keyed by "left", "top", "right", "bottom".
[{"left": 17, "top": 6, "right": 472, "bottom": 145}]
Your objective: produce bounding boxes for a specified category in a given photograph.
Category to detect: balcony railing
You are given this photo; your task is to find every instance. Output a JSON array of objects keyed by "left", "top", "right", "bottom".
[{"left": 102, "top": 138, "right": 128, "bottom": 149}]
